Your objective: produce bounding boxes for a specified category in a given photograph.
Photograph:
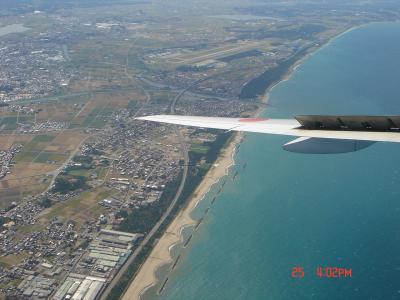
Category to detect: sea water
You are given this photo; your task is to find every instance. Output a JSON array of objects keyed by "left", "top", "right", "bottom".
[{"left": 149, "top": 22, "right": 400, "bottom": 300}]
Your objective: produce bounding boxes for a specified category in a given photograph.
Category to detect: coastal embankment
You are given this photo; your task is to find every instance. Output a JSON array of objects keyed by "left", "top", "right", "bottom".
[
  {"left": 124, "top": 42, "right": 312, "bottom": 299},
  {"left": 122, "top": 133, "right": 242, "bottom": 300},
  {"left": 122, "top": 25, "right": 358, "bottom": 300},
  {"left": 142, "top": 21, "right": 400, "bottom": 300}
]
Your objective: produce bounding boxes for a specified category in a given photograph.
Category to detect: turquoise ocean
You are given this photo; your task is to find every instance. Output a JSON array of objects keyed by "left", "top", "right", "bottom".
[{"left": 148, "top": 22, "right": 400, "bottom": 300}]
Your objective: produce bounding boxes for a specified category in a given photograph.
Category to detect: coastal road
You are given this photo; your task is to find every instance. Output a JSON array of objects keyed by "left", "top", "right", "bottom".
[
  {"left": 98, "top": 82, "right": 191, "bottom": 300},
  {"left": 100, "top": 51, "right": 229, "bottom": 299},
  {"left": 107, "top": 76, "right": 230, "bottom": 299}
]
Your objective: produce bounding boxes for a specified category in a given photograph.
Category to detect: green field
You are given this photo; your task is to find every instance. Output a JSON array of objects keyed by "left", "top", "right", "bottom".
[
  {"left": 0, "top": 116, "right": 18, "bottom": 130},
  {"left": 190, "top": 143, "right": 210, "bottom": 154},
  {"left": 14, "top": 150, "right": 41, "bottom": 162},
  {"left": 34, "top": 152, "right": 67, "bottom": 163},
  {"left": 32, "top": 134, "right": 56, "bottom": 143},
  {"left": 67, "top": 168, "right": 91, "bottom": 177}
]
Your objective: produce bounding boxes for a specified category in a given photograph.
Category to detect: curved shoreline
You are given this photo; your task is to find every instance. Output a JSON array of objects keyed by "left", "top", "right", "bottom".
[
  {"left": 122, "top": 133, "right": 241, "bottom": 300},
  {"left": 122, "top": 24, "right": 365, "bottom": 300},
  {"left": 262, "top": 25, "right": 362, "bottom": 106}
]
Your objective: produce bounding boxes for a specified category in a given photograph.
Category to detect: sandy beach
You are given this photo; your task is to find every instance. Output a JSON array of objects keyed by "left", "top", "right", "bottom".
[
  {"left": 121, "top": 25, "right": 359, "bottom": 300},
  {"left": 122, "top": 133, "right": 242, "bottom": 300},
  {"left": 122, "top": 41, "right": 312, "bottom": 300}
]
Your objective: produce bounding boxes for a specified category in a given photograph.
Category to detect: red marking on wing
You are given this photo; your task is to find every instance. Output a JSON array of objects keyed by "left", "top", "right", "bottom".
[{"left": 238, "top": 118, "right": 268, "bottom": 122}]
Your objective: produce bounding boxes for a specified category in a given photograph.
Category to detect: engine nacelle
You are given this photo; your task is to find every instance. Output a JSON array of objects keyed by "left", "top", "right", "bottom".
[{"left": 282, "top": 137, "right": 375, "bottom": 154}]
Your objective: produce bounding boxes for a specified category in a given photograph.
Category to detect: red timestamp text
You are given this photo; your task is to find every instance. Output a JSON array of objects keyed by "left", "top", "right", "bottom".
[{"left": 316, "top": 267, "right": 352, "bottom": 278}]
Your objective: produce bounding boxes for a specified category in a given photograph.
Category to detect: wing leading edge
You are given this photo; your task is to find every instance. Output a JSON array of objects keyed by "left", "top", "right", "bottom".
[{"left": 136, "top": 115, "right": 400, "bottom": 154}]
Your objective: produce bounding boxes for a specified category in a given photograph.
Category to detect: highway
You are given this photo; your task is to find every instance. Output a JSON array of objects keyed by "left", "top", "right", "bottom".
[
  {"left": 98, "top": 83, "right": 191, "bottom": 300},
  {"left": 100, "top": 76, "right": 217, "bottom": 298}
]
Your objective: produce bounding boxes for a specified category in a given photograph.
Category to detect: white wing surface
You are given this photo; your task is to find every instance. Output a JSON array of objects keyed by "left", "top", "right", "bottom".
[{"left": 137, "top": 115, "right": 400, "bottom": 153}]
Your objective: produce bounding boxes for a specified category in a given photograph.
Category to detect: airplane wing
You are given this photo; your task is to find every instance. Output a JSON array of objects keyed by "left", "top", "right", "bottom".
[{"left": 136, "top": 115, "right": 400, "bottom": 154}]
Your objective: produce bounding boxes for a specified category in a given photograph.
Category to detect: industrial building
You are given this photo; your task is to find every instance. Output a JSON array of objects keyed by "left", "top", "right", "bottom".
[
  {"left": 51, "top": 274, "right": 105, "bottom": 300},
  {"left": 52, "top": 229, "right": 143, "bottom": 299},
  {"left": 18, "top": 275, "right": 56, "bottom": 299}
]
